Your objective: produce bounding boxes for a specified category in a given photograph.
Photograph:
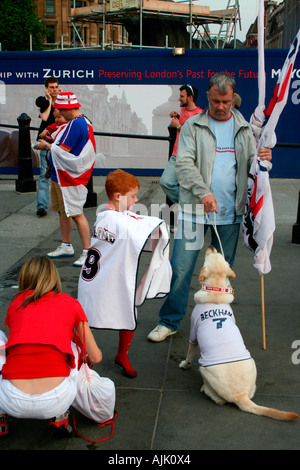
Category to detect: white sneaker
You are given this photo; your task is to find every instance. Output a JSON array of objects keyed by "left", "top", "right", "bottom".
[
  {"left": 147, "top": 325, "right": 177, "bottom": 342},
  {"left": 47, "top": 244, "right": 74, "bottom": 258},
  {"left": 73, "top": 249, "right": 88, "bottom": 267}
]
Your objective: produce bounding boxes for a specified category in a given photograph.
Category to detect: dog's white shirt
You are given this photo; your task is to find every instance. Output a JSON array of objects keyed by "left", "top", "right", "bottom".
[{"left": 189, "top": 302, "right": 251, "bottom": 367}]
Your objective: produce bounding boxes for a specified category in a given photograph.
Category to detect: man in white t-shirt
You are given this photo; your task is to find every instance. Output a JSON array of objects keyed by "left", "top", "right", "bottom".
[
  {"left": 159, "top": 84, "right": 203, "bottom": 204},
  {"left": 148, "top": 73, "right": 273, "bottom": 342}
]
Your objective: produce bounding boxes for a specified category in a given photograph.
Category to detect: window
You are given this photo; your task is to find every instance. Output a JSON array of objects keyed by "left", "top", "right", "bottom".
[
  {"left": 46, "top": 0, "right": 55, "bottom": 15},
  {"left": 46, "top": 25, "right": 56, "bottom": 43},
  {"left": 73, "top": 1, "right": 87, "bottom": 7}
]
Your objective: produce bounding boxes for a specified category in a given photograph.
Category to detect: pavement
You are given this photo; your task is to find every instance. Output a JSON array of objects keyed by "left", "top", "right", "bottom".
[{"left": 0, "top": 174, "right": 299, "bottom": 454}]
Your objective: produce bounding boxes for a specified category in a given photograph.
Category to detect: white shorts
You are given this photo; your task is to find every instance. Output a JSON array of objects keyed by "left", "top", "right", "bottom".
[{"left": 0, "top": 337, "right": 79, "bottom": 420}]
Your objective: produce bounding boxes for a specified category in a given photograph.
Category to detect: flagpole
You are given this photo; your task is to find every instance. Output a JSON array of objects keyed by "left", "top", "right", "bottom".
[
  {"left": 260, "top": 274, "right": 266, "bottom": 350},
  {"left": 258, "top": 0, "right": 266, "bottom": 352}
]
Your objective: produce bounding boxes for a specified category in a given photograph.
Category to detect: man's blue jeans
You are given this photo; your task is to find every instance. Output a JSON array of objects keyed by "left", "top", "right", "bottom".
[
  {"left": 36, "top": 149, "right": 49, "bottom": 211},
  {"left": 158, "top": 220, "right": 241, "bottom": 331},
  {"left": 159, "top": 156, "right": 179, "bottom": 204}
]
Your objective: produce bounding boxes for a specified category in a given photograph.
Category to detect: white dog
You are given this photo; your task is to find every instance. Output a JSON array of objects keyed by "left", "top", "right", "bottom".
[{"left": 180, "top": 246, "right": 299, "bottom": 421}]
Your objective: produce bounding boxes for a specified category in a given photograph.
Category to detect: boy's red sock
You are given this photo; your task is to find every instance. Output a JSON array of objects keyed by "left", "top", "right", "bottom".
[{"left": 115, "top": 330, "right": 137, "bottom": 378}]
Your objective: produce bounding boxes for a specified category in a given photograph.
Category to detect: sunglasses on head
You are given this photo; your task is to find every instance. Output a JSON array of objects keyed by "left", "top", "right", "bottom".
[{"left": 186, "top": 84, "right": 194, "bottom": 97}]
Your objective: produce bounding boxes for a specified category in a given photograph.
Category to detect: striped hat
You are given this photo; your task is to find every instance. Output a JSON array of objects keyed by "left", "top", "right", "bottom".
[{"left": 53, "top": 91, "right": 81, "bottom": 109}]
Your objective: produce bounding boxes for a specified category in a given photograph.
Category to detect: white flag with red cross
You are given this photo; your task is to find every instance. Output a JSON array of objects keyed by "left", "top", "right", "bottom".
[{"left": 243, "top": 0, "right": 300, "bottom": 275}]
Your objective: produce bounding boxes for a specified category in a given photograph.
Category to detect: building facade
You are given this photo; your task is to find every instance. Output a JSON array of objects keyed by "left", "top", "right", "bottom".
[
  {"left": 244, "top": 1, "right": 298, "bottom": 49},
  {"left": 33, "top": 0, "right": 125, "bottom": 49}
]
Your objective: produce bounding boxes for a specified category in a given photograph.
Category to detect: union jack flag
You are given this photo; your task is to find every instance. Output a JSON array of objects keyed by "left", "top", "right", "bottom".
[
  {"left": 243, "top": 0, "right": 300, "bottom": 275},
  {"left": 51, "top": 118, "right": 96, "bottom": 217}
]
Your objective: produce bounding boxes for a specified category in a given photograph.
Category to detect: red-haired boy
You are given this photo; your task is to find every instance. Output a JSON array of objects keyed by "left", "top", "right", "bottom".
[{"left": 78, "top": 170, "right": 172, "bottom": 378}]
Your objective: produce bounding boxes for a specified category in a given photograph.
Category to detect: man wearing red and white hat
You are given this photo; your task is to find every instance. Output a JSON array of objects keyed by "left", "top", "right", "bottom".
[{"left": 37, "top": 91, "right": 96, "bottom": 267}]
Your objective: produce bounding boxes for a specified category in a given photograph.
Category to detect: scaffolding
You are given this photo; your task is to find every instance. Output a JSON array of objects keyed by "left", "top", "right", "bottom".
[{"left": 68, "top": 0, "right": 242, "bottom": 49}]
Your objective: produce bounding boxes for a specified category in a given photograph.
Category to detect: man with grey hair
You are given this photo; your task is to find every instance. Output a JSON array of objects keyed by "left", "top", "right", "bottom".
[{"left": 148, "top": 72, "right": 272, "bottom": 342}]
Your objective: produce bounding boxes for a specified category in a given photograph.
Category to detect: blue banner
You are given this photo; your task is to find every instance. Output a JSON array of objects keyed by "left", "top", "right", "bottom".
[{"left": 1, "top": 48, "right": 299, "bottom": 177}]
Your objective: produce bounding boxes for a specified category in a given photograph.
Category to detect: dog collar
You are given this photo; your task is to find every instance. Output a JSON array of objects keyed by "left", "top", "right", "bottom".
[{"left": 201, "top": 285, "right": 234, "bottom": 294}]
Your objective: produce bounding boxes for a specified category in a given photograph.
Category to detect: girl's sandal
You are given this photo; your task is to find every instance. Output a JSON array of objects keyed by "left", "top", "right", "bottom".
[{"left": 0, "top": 415, "right": 9, "bottom": 438}]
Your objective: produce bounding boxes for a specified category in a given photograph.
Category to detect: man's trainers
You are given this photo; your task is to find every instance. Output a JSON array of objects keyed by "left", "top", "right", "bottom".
[
  {"left": 147, "top": 325, "right": 177, "bottom": 342},
  {"left": 47, "top": 243, "right": 74, "bottom": 259},
  {"left": 73, "top": 249, "right": 88, "bottom": 267},
  {"left": 48, "top": 411, "right": 72, "bottom": 438},
  {"left": 36, "top": 208, "right": 47, "bottom": 217}
]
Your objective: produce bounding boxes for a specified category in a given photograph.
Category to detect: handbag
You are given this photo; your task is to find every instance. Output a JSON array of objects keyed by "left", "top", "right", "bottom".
[{"left": 72, "top": 326, "right": 117, "bottom": 442}]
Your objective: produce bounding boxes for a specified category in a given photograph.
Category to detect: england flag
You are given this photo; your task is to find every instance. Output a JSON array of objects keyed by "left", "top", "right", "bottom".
[{"left": 243, "top": 2, "right": 300, "bottom": 275}]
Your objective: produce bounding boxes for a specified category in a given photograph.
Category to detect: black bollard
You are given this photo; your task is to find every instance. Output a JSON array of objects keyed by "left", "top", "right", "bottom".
[
  {"left": 15, "top": 113, "right": 36, "bottom": 193},
  {"left": 168, "top": 125, "right": 177, "bottom": 160},
  {"left": 292, "top": 190, "right": 300, "bottom": 244},
  {"left": 84, "top": 174, "right": 97, "bottom": 208}
]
